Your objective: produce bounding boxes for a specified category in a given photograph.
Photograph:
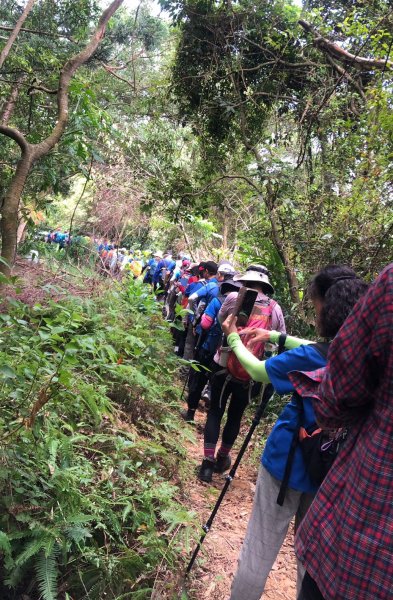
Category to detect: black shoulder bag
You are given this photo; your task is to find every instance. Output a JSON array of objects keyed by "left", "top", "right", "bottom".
[{"left": 277, "top": 342, "right": 346, "bottom": 506}]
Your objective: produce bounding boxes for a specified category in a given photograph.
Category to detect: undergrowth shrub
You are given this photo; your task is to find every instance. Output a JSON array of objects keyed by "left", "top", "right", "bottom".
[{"left": 0, "top": 278, "right": 195, "bottom": 599}]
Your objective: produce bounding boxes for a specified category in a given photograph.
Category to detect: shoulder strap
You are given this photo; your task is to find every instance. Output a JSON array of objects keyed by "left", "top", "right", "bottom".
[
  {"left": 276, "top": 392, "right": 304, "bottom": 506},
  {"left": 312, "top": 341, "right": 330, "bottom": 360}
]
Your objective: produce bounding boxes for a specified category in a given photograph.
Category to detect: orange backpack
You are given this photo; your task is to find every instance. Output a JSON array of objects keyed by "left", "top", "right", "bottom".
[{"left": 226, "top": 299, "right": 276, "bottom": 382}]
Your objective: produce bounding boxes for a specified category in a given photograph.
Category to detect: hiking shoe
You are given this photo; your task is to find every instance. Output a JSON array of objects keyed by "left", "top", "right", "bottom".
[
  {"left": 198, "top": 459, "right": 215, "bottom": 483},
  {"left": 180, "top": 409, "right": 195, "bottom": 422},
  {"left": 214, "top": 454, "right": 231, "bottom": 473}
]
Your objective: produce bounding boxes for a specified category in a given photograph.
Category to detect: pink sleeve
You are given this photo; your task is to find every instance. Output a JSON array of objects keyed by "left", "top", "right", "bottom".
[
  {"left": 271, "top": 303, "right": 286, "bottom": 333},
  {"left": 201, "top": 314, "right": 214, "bottom": 330}
]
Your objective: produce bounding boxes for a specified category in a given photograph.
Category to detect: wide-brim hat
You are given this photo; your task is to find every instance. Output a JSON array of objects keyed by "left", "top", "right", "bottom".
[
  {"left": 153, "top": 251, "right": 163, "bottom": 259},
  {"left": 220, "top": 278, "right": 242, "bottom": 295},
  {"left": 233, "top": 269, "right": 274, "bottom": 294}
]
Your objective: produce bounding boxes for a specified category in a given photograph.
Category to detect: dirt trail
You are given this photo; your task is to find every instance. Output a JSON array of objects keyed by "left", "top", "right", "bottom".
[{"left": 184, "top": 409, "right": 297, "bottom": 600}]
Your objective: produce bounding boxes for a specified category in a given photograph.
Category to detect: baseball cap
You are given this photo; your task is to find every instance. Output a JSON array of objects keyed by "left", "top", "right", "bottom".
[{"left": 218, "top": 262, "right": 236, "bottom": 275}]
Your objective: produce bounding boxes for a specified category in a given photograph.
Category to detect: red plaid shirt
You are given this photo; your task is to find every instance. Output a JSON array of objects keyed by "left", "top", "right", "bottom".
[{"left": 295, "top": 263, "right": 393, "bottom": 600}]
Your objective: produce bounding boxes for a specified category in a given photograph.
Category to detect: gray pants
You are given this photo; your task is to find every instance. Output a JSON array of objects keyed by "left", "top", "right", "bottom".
[{"left": 229, "top": 465, "right": 315, "bottom": 600}]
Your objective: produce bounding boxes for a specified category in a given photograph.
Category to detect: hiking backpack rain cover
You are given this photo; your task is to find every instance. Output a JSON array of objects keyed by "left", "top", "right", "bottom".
[{"left": 226, "top": 299, "right": 276, "bottom": 382}]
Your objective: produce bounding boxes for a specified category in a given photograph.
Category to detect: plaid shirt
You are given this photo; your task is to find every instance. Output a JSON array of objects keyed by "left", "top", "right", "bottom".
[{"left": 295, "top": 263, "right": 393, "bottom": 600}]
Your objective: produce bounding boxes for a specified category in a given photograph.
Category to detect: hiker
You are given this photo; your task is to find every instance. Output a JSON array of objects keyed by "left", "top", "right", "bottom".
[
  {"left": 217, "top": 262, "right": 237, "bottom": 281},
  {"left": 175, "top": 264, "right": 202, "bottom": 358},
  {"left": 164, "top": 257, "right": 192, "bottom": 322},
  {"left": 153, "top": 252, "right": 176, "bottom": 297},
  {"left": 143, "top": 251, "right": 161, "bottom": 285},
  {"left": 198, "top": 262, "right": 238, "bottom": 404},
  {"left": 295, "top": 263, "right": 393, "bottom": 600},
  {"left": 181, "top": 262, "right": 237, "bottom": 411},
  {"left": 186, "top": 261, "right": 219, "bottom": 351},
  {"left": 190, "top": 262, "right": 233, "bottom": 348},
  {"left": 180, "top": 262, "right": 210, "bottom": 360},
  {"left": 221, "top": 265, "right": 368, "bottom": 600},
  {"left": 109, "top": 245, "right": 119, "bottom": 275},
  {"left": 129, "top": 250, "right": 143, "bottom": 279},
  {"left": 197, "top": 265, "right": 285, "bottom": 483},
  {"left": 187, "top": 260, "right": 219, "bottom": 314},
  {"left": 181, "top": 276, "right": 242, "bottom": 422}
]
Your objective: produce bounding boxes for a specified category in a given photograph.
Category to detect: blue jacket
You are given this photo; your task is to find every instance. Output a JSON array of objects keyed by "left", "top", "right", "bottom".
[
  {"left": 199, "top": 295, "right": 224, "bottom": 355},
  {"left": 153, "top": 258, "right": 176, "bottom": 284},
  {"left": 193, "top": 278, "right": 219, "bottom": 306},
  {"left": 143, "top": 258, "right": 158, "bottom": 282},
  {"left": 262, "top": 344, "right": 327, "bottom": 494}
]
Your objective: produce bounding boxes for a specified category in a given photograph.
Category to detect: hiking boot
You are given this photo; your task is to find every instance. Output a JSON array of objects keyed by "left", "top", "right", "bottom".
[
  {"left": 214, "top": 454, "right": 231, "bottom": 473},
  {"left": 198, "top": 458, "right": 215, "bottom": 483},
  {"left": 180, "top": 409, "right": 195, "bottom": 422}
]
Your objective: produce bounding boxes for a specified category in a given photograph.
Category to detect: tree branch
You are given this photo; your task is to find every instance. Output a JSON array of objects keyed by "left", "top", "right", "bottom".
[
  {"left": 0, "top": 124, "right": 29, "bottom": 153},
  {"left": 0, "top": 0, "right": 37, "bottom": 69},
  {"left": 34, "top": 0, "right": 125, "bottom": 161},
  {"left": 0, "top": 24, "right": 73, "bottom": 40},
  {"left": 324, "top": 54, "right": 366, "bottom": 102},
  {"left": 299, "top": 19, "right": 393, "bottom": 71},
  {"left": 0, "top": 0, "right": 125, "bottom": 275}
]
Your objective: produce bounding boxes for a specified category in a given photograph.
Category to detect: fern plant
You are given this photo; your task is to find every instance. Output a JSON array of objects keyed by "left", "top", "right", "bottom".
[{"left": 0, "top": 274, "right": 196, "bottom": 599}]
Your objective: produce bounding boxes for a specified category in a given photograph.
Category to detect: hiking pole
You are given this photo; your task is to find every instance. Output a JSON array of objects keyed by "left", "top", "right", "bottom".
[
  {"left": 180, "top": 369, "right": 190, "bottom": 403},
  {"left": 185, "top": 381, "right": 273, "bottom": 576}
]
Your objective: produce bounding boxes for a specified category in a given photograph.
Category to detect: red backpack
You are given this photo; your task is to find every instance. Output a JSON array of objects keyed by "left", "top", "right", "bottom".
[{"left": 226, "top": 299, "right": 276, "bottom": 382}]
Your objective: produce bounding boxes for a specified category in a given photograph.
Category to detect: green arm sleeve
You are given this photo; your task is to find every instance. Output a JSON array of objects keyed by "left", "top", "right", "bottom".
[
  {"left": 227, "top": 331, "right": 313, "bottom": 383},
  {"left": 268, "top": 331, "right": 312, "bottom": 349}
]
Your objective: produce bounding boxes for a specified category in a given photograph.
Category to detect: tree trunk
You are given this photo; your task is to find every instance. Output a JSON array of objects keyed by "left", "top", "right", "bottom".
[
  {"left": 1, "top": 152, "right": 34, "bottom": 273},
  {"left": 0, "top": 0, "right": 124, "bottom": 277},
  {"left": 264, "top": 185, "right": 300, "bottom": 304},
  {"left": 0, "top": 77, "right": 25, "bottom": 212}
]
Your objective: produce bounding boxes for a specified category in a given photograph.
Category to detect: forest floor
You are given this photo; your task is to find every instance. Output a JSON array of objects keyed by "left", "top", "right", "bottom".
[{"left": 183, "top": 407, "right": 297, "bottom": 600}]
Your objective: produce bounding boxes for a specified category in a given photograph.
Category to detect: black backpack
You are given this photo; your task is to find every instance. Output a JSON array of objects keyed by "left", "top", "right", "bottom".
[{"left": 276, "top": 343, "right": 346, "bottom": 505}]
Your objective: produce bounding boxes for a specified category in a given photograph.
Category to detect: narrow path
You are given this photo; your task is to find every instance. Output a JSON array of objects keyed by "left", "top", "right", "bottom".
[{"left": 183, "top": 408, "right": 297, "bottom": 600}]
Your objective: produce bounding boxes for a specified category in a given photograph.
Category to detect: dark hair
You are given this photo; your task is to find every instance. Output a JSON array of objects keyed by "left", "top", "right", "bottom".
[
  {"left": 308, "top": 265, "right": 368, "bottom": 338},
  {"left": 190, "top": 266, "right": 200, "bottom": 277},
  {"left": 204, "top": 260, "right": 218, "bottom": 275}
]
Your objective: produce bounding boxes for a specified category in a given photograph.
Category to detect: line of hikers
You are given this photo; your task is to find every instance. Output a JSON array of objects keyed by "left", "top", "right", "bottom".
[
  {"left": 43, "top": 229, "right": 184, "bottom": 281},
  {"left": 158, "top": 255, "right": 393, "bottom": 600},
  {"left": 41, "top": 230, "right": 393, "bottom": 599}
]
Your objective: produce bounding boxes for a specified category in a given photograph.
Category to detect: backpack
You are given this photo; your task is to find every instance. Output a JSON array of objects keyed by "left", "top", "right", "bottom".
[
  {"left": 226, "top": 299, "right": 276, "bottom": 382},
  {"left": 276, "top": 342, "right": 344, "bottom": 506},
  {"left": 160, "top": 259, "right": 176, "bottom": 287}
]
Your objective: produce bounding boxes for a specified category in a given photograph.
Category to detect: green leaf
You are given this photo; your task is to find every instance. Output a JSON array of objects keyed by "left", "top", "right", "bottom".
[
  {"left": 0, "top": 365, "right": 17, "bottom": 379},
  {"left": 35, "top": 548, "right": 59, "bottom": 600}
]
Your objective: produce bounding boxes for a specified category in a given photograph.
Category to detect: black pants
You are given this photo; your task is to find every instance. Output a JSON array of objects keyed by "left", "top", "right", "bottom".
[
  {"left": 298, "top": 572, "right": 325, "bottom": 600},
  {"left": 204, "top": 370, "right": 251, "bottom": 449},
  {"left": 186, "top": 351, "right": 217, "bottom": 410}
]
